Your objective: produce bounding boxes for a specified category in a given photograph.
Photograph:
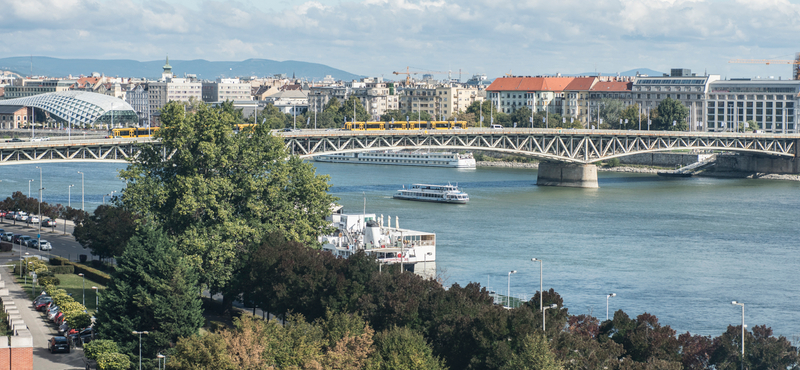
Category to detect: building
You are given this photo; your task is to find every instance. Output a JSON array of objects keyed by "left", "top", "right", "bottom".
[
  {"left": 486, "top": 76, "right": 576, "bottom": 115},
  {"left": 125, "top": 84, "right": 150, "bottom": 126},
  {"left": 309, "top": 78, "right": 398, "bottom": 120},
  {"left": 706, "top": 79, "right": 800, "bottom": 133},
  {"left": 631, "top": 69, "right": 719, "bottom": 131},
  {"left": 266, "top": 90, "right": 308, "bottom": 115},
  {"left": 562, "top": 77, "right": 599, "bottom": 124},
  {"left": 147, "top": 57, "right": 201, "bottom": 117},
  {"left": 3, "top": 79, "right": 76, "bottom": 99},
  {"left": 0, "top": 91, "right": 136, "bottom": 128},
  {"left": 0, "top": 105, "right": 31, "bottom": 129},
  {"left": 587, "top": 80, "right": 634, "bottom": 126},
  {"left": 202, "top": 78, "right": 252, "bottom": 103}
]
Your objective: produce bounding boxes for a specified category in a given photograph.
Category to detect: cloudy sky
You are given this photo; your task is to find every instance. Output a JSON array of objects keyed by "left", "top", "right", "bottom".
[{"left": 1, "top": 0, "right": 799, "bottom": 80}]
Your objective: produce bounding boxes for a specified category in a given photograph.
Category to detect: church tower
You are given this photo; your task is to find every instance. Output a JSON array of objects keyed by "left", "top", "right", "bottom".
[{"left": 161, "top": 56, "right": 174, "bottom": 81}]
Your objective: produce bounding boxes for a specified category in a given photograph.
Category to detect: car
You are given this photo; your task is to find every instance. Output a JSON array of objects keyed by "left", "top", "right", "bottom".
[
  {"left": 38, "top": 240, "right": 52, "bottom": 251},
  {"left": 69, "top": 328, "right": 94, "bottom": 346},
  {"left": 17, "top": 235, "right": 31, "bottom": 246},
  {"left": 42, "top": 218, "right": 56, "bottom": 227},
  {"left": 15, "top": 213, "right": 28, "bottom": 222},
  {"left": 11, "top": 234, "right": 22, "bottom": 244},
  {"left": 490, "top": 124, "right": 503, "bottom": 129},
  {"left": 35, "top": 299, "right": 53, "bottom": 311},
  {"left": 48, "top": 336, "right": 70, "bottom": 353},
  {"left": 1, "top": 232, "right": 13, "bottom": 241},
  {"left": 26, "top": 216, "right": 40, "bottom": 225},
  {"left": 4, "top": 212, "right": 15, "bottom": 220},
  {"left": 282, "top": 128, "right": 293, "bottom": 132},
  {"left": 5, "top": 138, "right": 24, "bottom": 143},
  {"left": 0, "top": 228, "right": 4, "bottom": 235}
]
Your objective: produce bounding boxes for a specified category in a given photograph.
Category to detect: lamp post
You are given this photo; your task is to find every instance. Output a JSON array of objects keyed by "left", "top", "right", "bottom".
[
  {"left": 132, "top": 331, "right": 150, "bottom": 370},
  {"left": 732, "top": 301, "right": 745, "bottom": 370},
  {"left": 77, "top": 171, "right": 85, "bottom": 211},
  {"left": 25, "top": 261, "right": 31, "bottom": 287},
  {"left": 531, "top": 258, "right": 543, "bottom": 312},
  {"left": 36, "top": 165, "right": 43, "bottom": 254},
  {"left": 606, "top": 293, "right": 616, "bottom": 321},
  {"left": 92, "top": 286, "right": 99, "bottom": 309},
  {"left": 507, "top": 270, "right": 517, "bottom": 308},
  {"left": 28, "top": 179, "right": 33, "bottom": 198},
  {"left": 103, "top": 191, "right": 116, "bottom": 205},
  {"left": 543, "top": 303, "right": 558, "bottom": 331},
  {"left": 157, "top": 353, "right": 165, "bottom": 370},
  {"left": 68, "top": 184, "right": 74, "bottom": 208},
  {"left": 78, "top": 273, "right": 85, "bottom": 306}
]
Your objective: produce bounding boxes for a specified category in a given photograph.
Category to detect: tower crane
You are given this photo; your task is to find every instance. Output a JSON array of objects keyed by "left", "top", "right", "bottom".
[
  {"left": 728, "top": 53, "right": 800, "bottom": 80},
  {"left": 392, "top": 67, "right": 452, "bottom": 85}
]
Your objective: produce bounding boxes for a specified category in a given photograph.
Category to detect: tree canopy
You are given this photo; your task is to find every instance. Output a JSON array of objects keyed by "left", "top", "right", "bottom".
[{"left": 653, "top": 97, "right": 689, "bottom": 131}]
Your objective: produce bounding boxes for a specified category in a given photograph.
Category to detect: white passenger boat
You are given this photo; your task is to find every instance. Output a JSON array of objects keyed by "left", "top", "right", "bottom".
[
  {"left": 392, "top": 183, "right": 469, "bottom": 204},
  {"left": 314, "top": 150, "right": 476, "bottom": 168},
  {"left": 319, "top": 211, "right": 436, "bottom": 278}
]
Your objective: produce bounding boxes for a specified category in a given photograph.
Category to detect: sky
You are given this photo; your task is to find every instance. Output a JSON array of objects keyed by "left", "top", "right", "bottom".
[{"left": 1, "top": 0, "right": 800, "bottom": 80}]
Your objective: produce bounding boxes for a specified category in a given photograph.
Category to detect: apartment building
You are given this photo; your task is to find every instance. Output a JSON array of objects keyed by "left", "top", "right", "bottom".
[
  {"left": 202, "top": 78, "right": 252, "bottom": 103},
  {"left": 397, "top": 84, "right": 483, "bottom": 119},
  {"left": 3, "top": 79, "right": 76, "bottom": 99},
  {"left": 706, "top": 79, "right": 800, "bottom": 133},
  {"left": 632, "top": 69, "right": 719, "bottom": 131},
  {"left": 486, "top": 76, "right": 576, "bottom": 116},
  {"left": 125, "top": 84, "right": 150, "bottom": 126},
  {"left": 309, "top": 78, "right": 398, "bottom": 120}
]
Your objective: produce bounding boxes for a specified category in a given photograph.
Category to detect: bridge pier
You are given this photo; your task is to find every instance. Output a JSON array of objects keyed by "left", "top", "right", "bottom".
[{"left": 536, "top": 162, "right": 598, "bottom": 188}]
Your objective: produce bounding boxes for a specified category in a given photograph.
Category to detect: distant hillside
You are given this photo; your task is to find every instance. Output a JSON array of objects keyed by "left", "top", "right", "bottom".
[{"left": 0, "top": 57, "right": 364, "bottom": 81}]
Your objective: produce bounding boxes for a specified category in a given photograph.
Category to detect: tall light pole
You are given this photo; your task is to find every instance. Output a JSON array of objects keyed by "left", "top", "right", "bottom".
[
  {"left": 507, "top": 270, "right": 517, "bottom": 308},
  {"left": 77, "top": 171, "right": 84, "bottom": 211},
  {"left": 36, "top": 166, "right": 43, "bottom": 254},
  {"left": 543, "top": 303, "right": 558, "bottom": 331},
  {"left": 531, "top": 258, "right": 543, "bottom": 312},
  {"left": 132, "top": 331, "right": 149, "bottom": 370},
  {"left": 732, "top": 301, "right": 745, "bottom": 370},
  {"left": 28, "top": 179, "right": 33, "bottom": 198},
  {"left": 157, "top": 353, "right": 165, "bottom": 370},
  {"left": 68, "top": 185, "right": 74, "bottom": 208},
  {"left": 606, "top": 293, "right": 616, "bottom": 321},
  {"left": 78, "top": 273, "right": 85, "bottom": 306},
  {"left": 103, "top": 191, "right": 116, "bottom": 205}
]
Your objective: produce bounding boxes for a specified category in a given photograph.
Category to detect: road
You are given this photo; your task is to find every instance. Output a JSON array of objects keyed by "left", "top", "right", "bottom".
[{"left": 0, "top": 218, "right": 100, "bottom": 264}]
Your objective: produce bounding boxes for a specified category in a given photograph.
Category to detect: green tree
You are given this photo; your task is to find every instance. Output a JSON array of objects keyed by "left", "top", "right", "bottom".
[
  {"left": 380, "top": 109, "right": 434, "bottom": 122},
  {"left": 84, "top": 339, "right": 119, "bottom": 361},
  {"left": 598, "top": 99, "right": 625, "bottom": 129},
  {"left": 168, "top": 333, "right": 234, "bottom": 370},
  {"left": 72, "top": 204, "right": 138, "bottom": 261},
  {"left": 371, "top": 326, "right": 448, "bottom": 370},
  {"left": 119, "top": 101, "right": 336, "bottom": 292},
  {"left": 652, "top": 98, "right": 689, "bottom": 131},
  {"left": 710, "top": 325, "right": 799, "bottom": 370},
  {"left": 620, "top": 104, "right": 646, "bottom": 130},
  {"left": 95, "top": 225, "right": 204, "bottom": 359},
  {"left": 599, "top": 311, "right": 681, "bottom": 365},
  {"left": 342, "top": 96, "right": 371, "bottom": 121},
  {"left": 742, "top": 119, "right": 759, "bottom": 132},
  {"left": 502, "top": 333, "right": 563, "bottom": 370},
  {"left": 511, "top": 107, "right": 533, "bottom": 128},
  {"left": 96, "top": 352, "right": 132, "bottom": 370}
]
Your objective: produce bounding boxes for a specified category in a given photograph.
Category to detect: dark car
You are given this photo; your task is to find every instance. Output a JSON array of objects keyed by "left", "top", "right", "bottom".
[
  {"left": 5, "top": 138, "right": 24, "bottom": 143},
  {"left": 42, "top": 218, "right": 56, "bottom": 227},
  {"left": 69, "top": 328, "right": 94, "bottom": 346},
  {"left": 18, "top": 235, "right": 32, "bottom": 246},
  {"left": 48, "top": 336, "right": 70, "bottom": 353},
  {"left": 10, "top": 234, "right": 22, "bottom": 244},
  {"left": 35, "top": 298, "right": 53, "bottom": 311}
]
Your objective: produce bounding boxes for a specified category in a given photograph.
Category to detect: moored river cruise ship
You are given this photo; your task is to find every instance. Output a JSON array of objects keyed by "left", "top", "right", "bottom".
[
  {"left": 314, "top": 150, "right": 476, "bottom": 168},
  {"left": 393, "top": 183, "right": 469, "bottom": 204}
]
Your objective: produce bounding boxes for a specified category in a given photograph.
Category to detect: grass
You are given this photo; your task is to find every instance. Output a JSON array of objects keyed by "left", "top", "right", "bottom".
[{"left": 11, "top": 268, "right": 106, "bottom": 315}]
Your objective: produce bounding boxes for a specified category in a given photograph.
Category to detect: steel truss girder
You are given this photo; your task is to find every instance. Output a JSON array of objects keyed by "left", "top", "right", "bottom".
[{"left": 284, "top": 132, "right": 798, "bottom": 163}]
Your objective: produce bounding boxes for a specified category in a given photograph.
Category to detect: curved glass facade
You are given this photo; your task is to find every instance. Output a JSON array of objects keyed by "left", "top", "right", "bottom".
[{"left": 0, "top": 91, "right": 137, "bottom": 127}]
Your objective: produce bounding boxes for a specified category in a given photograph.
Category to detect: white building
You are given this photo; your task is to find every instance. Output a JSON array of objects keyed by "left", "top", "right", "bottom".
[
  {"left": 632, "top": 69, "right": 719, "bottom": 131},
  {"left": 706, "top": 79, "right": 800, "bottom": 133},
  {"left": 202, "top": 78, "right": 252, "bottom": 103}
]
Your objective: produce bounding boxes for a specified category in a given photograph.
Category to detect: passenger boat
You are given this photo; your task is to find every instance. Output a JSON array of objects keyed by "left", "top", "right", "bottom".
[
  {"left": 319, "top": 210, "right": 436, "bottom": 278},
  {"left": 393, "top": 183, "right": 469, "bottom": 204},
  {"left": 314, "top": 150, "right": 476, "bottom": 168}
]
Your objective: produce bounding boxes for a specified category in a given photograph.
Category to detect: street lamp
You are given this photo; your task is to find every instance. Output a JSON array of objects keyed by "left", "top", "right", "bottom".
[
  {"left": 25, "top": 261, "right": 32, "bottom": 287},
  {"left": 543, "top": 303, "right": 558, "bottom": 331},
  {"left": 157, "top": 353, "right": 165, "bottom": 370},
  {"left": 77, "top": 171, "right": 85, "bottom": 210},
  {"left": 606, "top": 293, "right": 616, "bottom": 321},
  {"left": 78, "top": 273, "right": 85, "bottom": 306},
  {"left": 103, "top": 191, "right": 116, "bottom": 205},
  {"left": 507, "top": 270, "right": 517, "bottom": 308},
  {"left": 531, "top": 258, "right": 543, "bottom": 312},
  {"left": 68, "top": 184, "right": 74, "bottom": 208},
  {"left": 28, "top": 179, "right": 33, "bottom": 198},
  {"left": 132, "top": 331, "right": 150, "bottom": 370},
  {"left": 732, "top": 301, "right": 745, "bottom": 370},
  {"left": 92, "top": 286, "right": 99, "bottom": 309}
]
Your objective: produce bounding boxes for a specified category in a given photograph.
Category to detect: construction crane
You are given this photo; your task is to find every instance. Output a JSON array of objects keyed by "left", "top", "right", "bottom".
[
  {"left": 392, "top": 67, "right": 451, "bottom": 85},
  {"left": 728, "top": 53, "right": 800, "bottom": 80}
]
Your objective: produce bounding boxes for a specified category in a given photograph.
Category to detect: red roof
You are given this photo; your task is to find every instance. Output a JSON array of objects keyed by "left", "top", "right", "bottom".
[
  {"left": 590, "top": 81, "right": 632, "bottom": 92},
  {"left": 563, "top": 77, "right": 597, "bottom": 91},
  {"left": 487, "top": 76, "right": 577, "bottom": 92}
]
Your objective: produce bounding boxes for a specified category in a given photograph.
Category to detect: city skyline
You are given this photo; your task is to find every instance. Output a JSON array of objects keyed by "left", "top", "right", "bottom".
[{"left": 1, "top": 0, "right": 799, "bottom": 80}]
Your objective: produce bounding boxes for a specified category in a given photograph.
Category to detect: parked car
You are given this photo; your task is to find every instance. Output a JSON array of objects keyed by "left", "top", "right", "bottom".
[
  {"left": 0, "top": 211, "right": 6, "bottom": 218},
  {"left": 5, "top": 138, "right": 24, "bottom": 143},
  {"left": 26, "top": 216, "right": 40, "bottom": 225},
  {"left": 1, "top": 232, "right": 12, "bottom": 242},
  {"left": 15, "top": 212, "right": 28, "bottom": 222},
  {"left": 35, "top": 299, "right": 53, "bottom": 311},
  {"left": 17, "top": 235, "right": 31, "bottom": 246},
  {"left": 48, "top": 336, "right": 70, "bottom": 353},
  {"left": 33, "top": 293, "right": 50, "bottom": 304},
  {"left": 37, "top": 240, "right": 52, "bottom": 251},
  {"left": 42, "top": 218, "right": 56, "bottom": 227},
  {"left": 11, "top": 234, "right": 22, "bottom": 244},
  {"left": 0, "top": 228, "right": 4, "bottom": 234},
  {"left": 68, "top": 328, "right": 94, "bottom": 346}
]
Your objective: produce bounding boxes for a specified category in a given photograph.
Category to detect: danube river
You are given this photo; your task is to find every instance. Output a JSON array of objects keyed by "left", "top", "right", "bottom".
[{"left": 1, "top": 161, "right": 798, "bottom": 340}]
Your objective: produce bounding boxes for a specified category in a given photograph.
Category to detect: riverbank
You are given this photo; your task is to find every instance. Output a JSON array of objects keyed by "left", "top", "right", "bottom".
[{"left": 477, "top": 160, "right": 800, "bottom": 181}]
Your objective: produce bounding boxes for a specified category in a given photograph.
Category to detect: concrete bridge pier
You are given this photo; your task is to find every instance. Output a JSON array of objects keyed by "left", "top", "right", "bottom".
[{"left": 536, "top": 162, "right": 599, "bottom": 188}]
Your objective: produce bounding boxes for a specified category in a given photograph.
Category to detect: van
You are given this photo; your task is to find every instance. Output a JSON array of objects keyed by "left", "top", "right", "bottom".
[{"left": 490, "top": 124, "right": 503, "bottom": 129}]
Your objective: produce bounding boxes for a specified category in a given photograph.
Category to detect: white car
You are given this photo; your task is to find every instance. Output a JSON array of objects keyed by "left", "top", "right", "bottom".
[
  {"left": 38, "top": 240, "right": 52, "bottom": 251},
  {"left": 15, "top": 213, "right": 28, "bottom": 222},
  {"left": 27, "top": 216, "right": 40, "bottom": 225}
]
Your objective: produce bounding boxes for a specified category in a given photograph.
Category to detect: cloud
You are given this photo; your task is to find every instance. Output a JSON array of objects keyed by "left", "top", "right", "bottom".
[{"left": 0, "top": 0, "right": 797, "bottom": 79}]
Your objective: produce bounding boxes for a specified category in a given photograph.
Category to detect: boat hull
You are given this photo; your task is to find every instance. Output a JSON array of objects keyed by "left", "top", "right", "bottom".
[{"left": 392, "top": 195, "right": 469, "bottom": 204}]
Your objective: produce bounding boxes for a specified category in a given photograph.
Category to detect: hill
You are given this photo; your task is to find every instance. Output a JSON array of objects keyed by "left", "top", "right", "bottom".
[{"left": 0, "top": 57, "right": 364, "bottom": 81}]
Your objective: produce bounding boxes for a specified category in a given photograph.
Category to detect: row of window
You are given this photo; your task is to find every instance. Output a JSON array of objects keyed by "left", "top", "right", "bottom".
[{"left": 709, "top": 101, "right": 794, "bottom": 108}]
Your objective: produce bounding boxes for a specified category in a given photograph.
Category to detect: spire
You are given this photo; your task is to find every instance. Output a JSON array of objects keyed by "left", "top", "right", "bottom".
[{"left": 163, "top": 55, "right": 172, "bottom": 73}]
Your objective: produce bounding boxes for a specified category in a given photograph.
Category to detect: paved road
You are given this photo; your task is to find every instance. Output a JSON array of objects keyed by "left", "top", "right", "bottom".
[
  {"left": 0, "top": 261, "right": 86, "bottom": 369},
  {"left": 0, "top": 219, "right": 103, "bottom": 264}
]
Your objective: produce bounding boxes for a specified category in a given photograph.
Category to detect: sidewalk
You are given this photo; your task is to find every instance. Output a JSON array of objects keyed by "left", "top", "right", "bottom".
[{"left": 0, "top": 265, "right": 85, "bottom": 369}]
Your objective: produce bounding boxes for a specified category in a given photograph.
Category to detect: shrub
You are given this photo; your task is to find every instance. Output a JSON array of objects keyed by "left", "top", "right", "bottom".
[
  {"left": 50, "top": 265, "right": 75, "bottom": 274},
  {"left": 84, "top": 339, "right": 119, "bottom": 360},
  {"left": 38, "top": 276, "right": 60, "bottom": 286},
  {"left": 606, "top": 158, "right": 621, "bottom": 167},
  {"left": 96, "top": 352, "right": 132, "bottom": 370},
  {"left": 65, "top": 311, "right": 91, "bottom": 329}
]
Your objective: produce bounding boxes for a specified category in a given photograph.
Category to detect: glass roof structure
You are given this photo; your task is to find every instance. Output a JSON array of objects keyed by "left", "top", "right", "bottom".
[{"left": 0, "top": 91, "right": 137, "bottom": 126}]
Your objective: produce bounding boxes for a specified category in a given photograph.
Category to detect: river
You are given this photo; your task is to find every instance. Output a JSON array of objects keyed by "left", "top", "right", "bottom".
[{"left": 1, "top": 161, "right": 798, "bottom": 340}]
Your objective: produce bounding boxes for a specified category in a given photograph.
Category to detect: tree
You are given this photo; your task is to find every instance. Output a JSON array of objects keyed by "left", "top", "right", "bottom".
[
  {"left": 341, "top": 96, "right": 371, "bottom": 121},
  {"left": 371, "top": 326, "right": 447, "bottom": 370},
  {"left": 380, "top": 109, "right": 432, "bottom": 123},
  {"left": 502, "top": 333, "right": 563, "bottom": 370},
  {"left": 652, "top": 98, "right": 689, "bottom": 131},
  {"left": 620, "top": 104, "right": 646, "bottom": 130},
  {"left": 96, "top": 352, "right": 132, "bottom": 370},
  {"left": 511, "top": 107, "right": 533, "bottom": 128},
  {"left": 710, "top": 325, "right": 799, "bottom": 370},
  {"left": 95, "top": 225, "right": 204, "bottom": 359},
  {"left": 677, "top": 332, "right": 717, "bottom": 370},
  {"left": 119, "top": 101, "right": 337, "bottom": 292},
  {"left": 72, "top": 204, "right": 138, "bottom": 261},
  {"left": 168, "top": 333, "right": 234, "bottom": 370},
  {"left": 599, "top": 311, "right": 681, "bottom": 365},
  {"left": 742, "top": 119, "right": 759, "bottom": 132},
  {"left": 598, "top": 99, "right": 625, "bottom": 129}
]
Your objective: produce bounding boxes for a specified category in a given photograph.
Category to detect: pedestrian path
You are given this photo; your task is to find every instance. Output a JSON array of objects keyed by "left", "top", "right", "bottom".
[{"left": 0, "top": 265, "right": 85, "bottom": 369}]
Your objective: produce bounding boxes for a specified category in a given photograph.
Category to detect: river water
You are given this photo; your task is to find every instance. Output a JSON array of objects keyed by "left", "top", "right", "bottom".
[{"left": 1, "top": 161, "right": 798, "bottom": 340}]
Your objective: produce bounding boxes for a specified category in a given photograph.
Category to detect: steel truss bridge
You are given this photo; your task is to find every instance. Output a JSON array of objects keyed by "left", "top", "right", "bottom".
[
  {"left": 283, "top": 129, "right": 800, "bottom": 163},
  {"left": 0, "top": 129, "right": 797, "bottom": 165}
]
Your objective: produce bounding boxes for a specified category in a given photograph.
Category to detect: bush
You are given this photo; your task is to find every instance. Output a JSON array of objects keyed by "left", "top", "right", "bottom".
[
  {"left": 65, "top": 311, "right": 91, "bottom": 329},
  {"left": 0, "top": 242, "right": 11, "bottom": 252},
  {"left": 606, "top": 158, "right": 621, "bottom": 167},
  {"left": 96, "top": 352, "right": 132, "bottom": 370},
  {"left": 38, "top": 276, "right": 60, "bottom": 286},
  {"left": 84, "top": 339, "right": 119, "bottom": 360},
  {"left": 50, "top": 265, "right": 75, "bottom": 274}
]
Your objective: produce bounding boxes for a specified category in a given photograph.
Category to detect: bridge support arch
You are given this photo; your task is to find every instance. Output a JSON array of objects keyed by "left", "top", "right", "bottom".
[{"left": 536, "top": 162, "right": 598, "bottom": 188}]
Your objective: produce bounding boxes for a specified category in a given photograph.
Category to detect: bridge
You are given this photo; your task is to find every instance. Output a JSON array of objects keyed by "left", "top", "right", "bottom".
[{"left": 1, "top": 129, "right": 798, "bottom": 188}]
